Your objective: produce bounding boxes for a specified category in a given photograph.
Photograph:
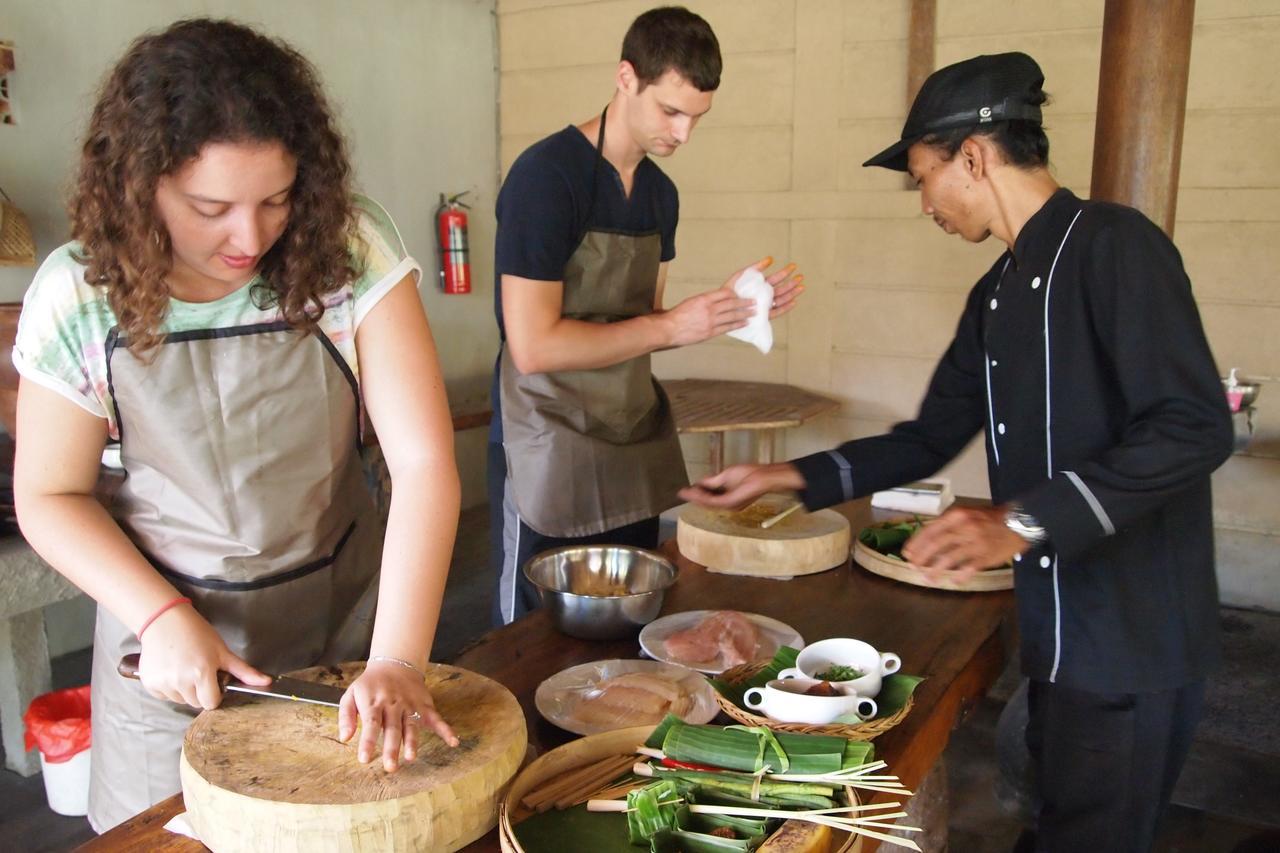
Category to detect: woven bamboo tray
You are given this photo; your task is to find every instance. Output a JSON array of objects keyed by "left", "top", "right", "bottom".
[
  {"left": 854, "top": 519, "right": 1014, "bottom": 592},
  {"left": 714, "top": 661, "right": 913, "bottom": 741},
  {"left": 498, "top": 725, "right": 861, "bottom": 852}
]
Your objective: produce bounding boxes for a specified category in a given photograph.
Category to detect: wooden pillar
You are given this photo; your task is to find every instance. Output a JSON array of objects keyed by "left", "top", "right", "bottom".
[
  {"left": 904, "top": 0, "right": 937, "bottom": 189},
  {"left": 1090, "top": 0, "right": 1196, "bottom": 236}
]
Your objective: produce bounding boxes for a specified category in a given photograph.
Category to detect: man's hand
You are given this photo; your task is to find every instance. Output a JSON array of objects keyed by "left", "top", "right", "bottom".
[
  {"left": 661, "top": 287, "right": 755, "bottom": 347},
  {"left": 660, "top": 257, "right": 804, "bottom": 348},
  {"left": 901, "top": 505, "right": 1030, "bottom": 583},
  {"left": 679, "top": 462, "right": 807, "bottom": 510}
]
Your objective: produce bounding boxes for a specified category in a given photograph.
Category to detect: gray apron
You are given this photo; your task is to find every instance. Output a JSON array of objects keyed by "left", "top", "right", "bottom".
[
  {"left": 499, "top": 109, "right": 687, "bottom": 538},
  {"left": 87, "top": 321, "right": 382, "bottom": 832}
]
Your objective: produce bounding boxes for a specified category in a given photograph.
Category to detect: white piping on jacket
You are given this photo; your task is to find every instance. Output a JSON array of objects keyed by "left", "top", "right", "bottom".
[
  {"left": 1065, "top": 470, "right": 1116, "bottom": 536},
  {"left": 984, "top": 257, "right": 1013, "bottom": 467},
  {"left": 1044, "top": 208, "right": 1083, "bottom": 683}
]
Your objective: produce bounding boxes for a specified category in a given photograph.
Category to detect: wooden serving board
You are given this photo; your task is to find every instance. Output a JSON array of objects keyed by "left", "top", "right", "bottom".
[
  {"left": 676, "top": 495, "right": 851, "bottom": 578},
  {"left": 853, "top": 520, "right": 1015, "bottom": 592},
  {"left": 180, "top": 661, "right": 526, "bottom": 852}
]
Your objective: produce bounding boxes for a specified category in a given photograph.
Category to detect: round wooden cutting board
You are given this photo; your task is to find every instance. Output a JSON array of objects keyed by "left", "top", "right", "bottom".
[
  {"left": 180, "top": 661, "right": 526, "bottom": 852},
  {"left": 676, "top": 495, "right": 851, "bottom": 577},
  {"left": 853, "top": 520, "right": 1015, "bottom": 592}
]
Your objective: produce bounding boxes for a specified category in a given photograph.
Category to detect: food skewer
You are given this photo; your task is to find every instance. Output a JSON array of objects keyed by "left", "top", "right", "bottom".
[{"left": 587, "top": 798, "right": 923, "bottom": 851}]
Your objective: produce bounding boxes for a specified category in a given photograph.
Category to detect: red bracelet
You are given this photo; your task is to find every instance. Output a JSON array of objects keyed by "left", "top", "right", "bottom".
[{"left": 136, "top": 597, "right": 192, "bottom": 640}]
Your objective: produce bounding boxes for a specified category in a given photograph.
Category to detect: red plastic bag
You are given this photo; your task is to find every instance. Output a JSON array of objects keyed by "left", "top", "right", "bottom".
[{"left": 23, "top": 685, "right": 91, "bottom": 763}]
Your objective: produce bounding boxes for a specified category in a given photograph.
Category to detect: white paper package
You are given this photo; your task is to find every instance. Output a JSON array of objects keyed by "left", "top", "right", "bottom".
[{"left": 726, "top": 267, "right": 774, "bottom": 354}]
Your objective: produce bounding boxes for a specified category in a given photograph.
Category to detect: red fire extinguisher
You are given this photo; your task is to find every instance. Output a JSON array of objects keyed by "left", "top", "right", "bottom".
[{"left": 435, "top": 191, "right": 471, "bottom": 294}]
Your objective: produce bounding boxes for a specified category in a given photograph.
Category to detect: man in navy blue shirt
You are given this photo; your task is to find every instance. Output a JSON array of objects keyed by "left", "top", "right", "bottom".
[
  {"left": 682, "top": 53, "right": 1232, "bottom": 851},
  {"left": 489, "top": 6, "right": 803, "bottom": 625}
]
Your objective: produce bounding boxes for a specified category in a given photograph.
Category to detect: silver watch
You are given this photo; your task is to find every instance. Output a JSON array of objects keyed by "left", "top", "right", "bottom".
[{"left": 1005, "top": 503, "right": 1049, "bottom": 545}]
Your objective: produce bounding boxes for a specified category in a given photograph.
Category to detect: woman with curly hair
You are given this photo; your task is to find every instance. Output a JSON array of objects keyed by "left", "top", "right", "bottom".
[{"left": 12, "top": 18, "right": 460, "bottom": 831}]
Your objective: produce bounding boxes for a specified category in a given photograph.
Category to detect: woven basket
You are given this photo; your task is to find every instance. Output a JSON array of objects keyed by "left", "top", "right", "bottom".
[
  {"left": 499, "top": 725, "right": 861, "bottom": 853},
  {"left": 713, "top": 661, "right": 912, "bottom": 740},
  {"left": 0, "top": 199, "right": 36, "bottom": 267}
]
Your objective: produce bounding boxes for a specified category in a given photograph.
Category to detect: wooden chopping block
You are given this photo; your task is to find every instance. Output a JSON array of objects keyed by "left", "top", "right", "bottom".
[
  {"left": 180, "top": 661, "right": 526, "bottom": 852},
  {"left": 676, "top": 495, "right": 850, "bottom": 577}
]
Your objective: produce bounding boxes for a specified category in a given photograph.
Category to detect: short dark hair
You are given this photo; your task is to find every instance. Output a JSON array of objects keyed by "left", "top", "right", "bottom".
[
  {"left": 921, "top": 92, "right": 1052, "bottom": 168},
  {"left": 621, "top": 6, "right": 721, "bottom": 91}
]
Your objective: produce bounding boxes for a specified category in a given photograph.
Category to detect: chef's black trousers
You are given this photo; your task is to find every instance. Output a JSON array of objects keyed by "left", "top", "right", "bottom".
[
  {"left": 1025, "top": 678, "right": 1205, "bottom": 853},
  {"left": 487, "top": 441, "right": 660, "bottom": 626}
]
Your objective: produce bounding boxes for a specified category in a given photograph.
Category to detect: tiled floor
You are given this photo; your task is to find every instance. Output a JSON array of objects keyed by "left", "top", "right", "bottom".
[{"left": 2, "top": 505, "right": 1277, "bottom": 852}]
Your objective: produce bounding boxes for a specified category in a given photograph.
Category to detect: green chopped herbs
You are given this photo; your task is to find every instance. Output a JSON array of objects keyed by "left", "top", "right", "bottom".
[
  {"left": 814, "top": 664, "right": 864, "bottom": 682},
  {"left": 857, "top": 519, "right": 924, "bottom": 557}
]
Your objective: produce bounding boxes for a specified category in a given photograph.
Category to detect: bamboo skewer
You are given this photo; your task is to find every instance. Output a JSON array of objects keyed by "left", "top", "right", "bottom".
[{"left": 760, "top": 501, "right": 803, "bottom": 529}]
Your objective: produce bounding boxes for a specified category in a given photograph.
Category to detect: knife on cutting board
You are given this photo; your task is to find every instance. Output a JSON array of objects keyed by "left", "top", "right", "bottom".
[{"left": 117, "top": 653, "right": 347, "bottom": 707}]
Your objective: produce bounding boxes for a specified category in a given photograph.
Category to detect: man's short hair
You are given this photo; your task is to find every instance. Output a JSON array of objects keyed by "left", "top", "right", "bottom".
[{"left": 622, "top": 6, "right": 721, "bottom": 92}]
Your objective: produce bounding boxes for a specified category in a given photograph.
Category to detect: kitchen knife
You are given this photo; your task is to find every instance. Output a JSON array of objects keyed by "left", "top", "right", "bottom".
[{"left": 117, "top": 653, "right": 347, "bottom": 707}]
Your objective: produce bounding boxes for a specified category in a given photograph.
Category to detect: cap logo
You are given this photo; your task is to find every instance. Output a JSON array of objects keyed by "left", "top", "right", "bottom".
[{"left": 978, "top": 106, "right": 993, "bottom": 122}]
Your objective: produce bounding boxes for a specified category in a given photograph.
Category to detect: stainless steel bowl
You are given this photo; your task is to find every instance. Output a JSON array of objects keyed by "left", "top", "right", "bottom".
[{"left": 523, "top": 545, "right": 678, "bottom": 640}]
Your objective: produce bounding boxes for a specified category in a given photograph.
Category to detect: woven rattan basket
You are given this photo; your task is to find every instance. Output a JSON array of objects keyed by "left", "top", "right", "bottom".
[
  {"left": 713, "top": 661, "right": 913, "bottom": 740},
  {"left": 0, "top": 198, "right": 36, "bottom": 267}
]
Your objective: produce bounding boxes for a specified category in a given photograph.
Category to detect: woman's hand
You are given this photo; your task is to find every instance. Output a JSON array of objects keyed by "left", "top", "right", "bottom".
[
  {"left": 339, "top": 660, "right": 460, "bottom": 773},
  {"left": 137, "top": 604, "right": 272, "bottom": 709}
]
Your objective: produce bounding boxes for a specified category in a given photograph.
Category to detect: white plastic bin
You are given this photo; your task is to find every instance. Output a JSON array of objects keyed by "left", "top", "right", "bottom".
[{"left": 39, "top": 748, "right": 91, "bottom": 816}]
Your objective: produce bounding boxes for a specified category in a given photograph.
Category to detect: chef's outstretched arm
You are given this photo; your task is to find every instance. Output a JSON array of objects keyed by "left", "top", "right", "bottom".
[
  {"left": 13, "top": 382, "right": 272, "bottom": 708},
  {"left": 352, "top": 272, "right": 462, "bottom": 770}
]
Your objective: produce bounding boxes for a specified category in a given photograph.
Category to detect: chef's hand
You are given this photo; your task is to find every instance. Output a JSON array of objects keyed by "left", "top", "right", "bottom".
[
  {"left": 678, "top": 462, "right": 807, "bottom": 510},
  {"left": 901, "top": 505, "right": 1029, "bottom": 583},
  {"left": 137, "top": 604, "right": 272, "bottom": 710},
  {"left": 340, "top": 660, "right": 459, "bottom": 773}
]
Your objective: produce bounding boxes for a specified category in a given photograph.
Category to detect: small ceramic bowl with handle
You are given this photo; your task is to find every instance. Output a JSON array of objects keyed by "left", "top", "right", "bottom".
[
  {"left": 743, "top": 677, "right": 878, "bottom": 725},
  {"left": 777, "top": 637, "right": 901, "bottom": 699}
]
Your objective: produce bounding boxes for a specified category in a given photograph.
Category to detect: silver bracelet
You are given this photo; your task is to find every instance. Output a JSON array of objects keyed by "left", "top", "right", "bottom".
[{"left": 368, "top": 654, "right": 426, "bottom": 679}]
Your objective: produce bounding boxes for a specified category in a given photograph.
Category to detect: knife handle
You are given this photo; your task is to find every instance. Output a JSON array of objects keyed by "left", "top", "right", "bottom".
[{"left": 118, "top": 654, "right": 231, "bottom": 689}]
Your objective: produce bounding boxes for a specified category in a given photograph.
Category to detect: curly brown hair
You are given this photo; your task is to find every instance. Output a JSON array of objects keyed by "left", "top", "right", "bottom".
[{"left": 70, "top": 18, "right": 360, "bottom": 352}]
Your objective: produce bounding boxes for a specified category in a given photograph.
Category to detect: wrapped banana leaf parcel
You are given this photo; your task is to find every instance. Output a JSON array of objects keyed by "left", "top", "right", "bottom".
[{"left": 513, "top": 716, "right": 921, "bottom": 852}]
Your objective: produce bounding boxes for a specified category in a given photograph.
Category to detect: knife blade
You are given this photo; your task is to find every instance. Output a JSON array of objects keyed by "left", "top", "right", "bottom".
[{"left": 117, "top": 653, "right": 347, "bottom": 707}]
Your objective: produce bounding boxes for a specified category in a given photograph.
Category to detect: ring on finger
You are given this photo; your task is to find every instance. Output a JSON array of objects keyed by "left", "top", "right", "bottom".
[{"left": 407, "top": 710, "right": 422, "bottom": 721}]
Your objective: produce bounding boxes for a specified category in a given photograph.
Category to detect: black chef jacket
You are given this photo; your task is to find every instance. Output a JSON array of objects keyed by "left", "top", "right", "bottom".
[{"left": 793, "top": 189, "right": 1233, "bottom": 693}]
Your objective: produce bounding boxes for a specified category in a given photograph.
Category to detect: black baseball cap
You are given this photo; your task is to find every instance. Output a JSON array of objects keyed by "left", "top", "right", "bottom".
[{"left": 864, "top": 52, "right": 1045, "bottom": 172}]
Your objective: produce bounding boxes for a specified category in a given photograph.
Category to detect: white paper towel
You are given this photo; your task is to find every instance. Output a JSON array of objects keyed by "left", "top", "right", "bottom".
[{"left": 726, "top": 268, "right": 773, "bottom": 354}]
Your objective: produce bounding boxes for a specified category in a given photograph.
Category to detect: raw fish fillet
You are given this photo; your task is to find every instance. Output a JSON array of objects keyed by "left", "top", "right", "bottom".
[
  {"left": 573, "top": 672, "right": 691, "bottom": 727},
  {"left": 663, "top": 611, "right": 761, "bottom": 668}
]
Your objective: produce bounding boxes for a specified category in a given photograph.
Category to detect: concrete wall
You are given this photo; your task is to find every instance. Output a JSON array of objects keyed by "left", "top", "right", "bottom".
[
  {"left": 496, "top": 0, "right": 1279, "bottom": 610},
  {"left": 1, "top": 0, "right": 500, "bottom": 511}
]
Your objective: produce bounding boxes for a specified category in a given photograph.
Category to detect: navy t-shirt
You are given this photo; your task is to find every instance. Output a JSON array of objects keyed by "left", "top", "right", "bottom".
[{"left": 489, "top": 124, "right": 679, "bottom": 442}]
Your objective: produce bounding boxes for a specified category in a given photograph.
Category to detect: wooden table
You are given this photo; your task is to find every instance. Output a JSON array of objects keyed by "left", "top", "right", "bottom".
[
  {"left": 80, "top": 498, "right": 1014, "bottom": 852},
  {"left": 663, "top": 379, "right": 839, "bottom": 470}
]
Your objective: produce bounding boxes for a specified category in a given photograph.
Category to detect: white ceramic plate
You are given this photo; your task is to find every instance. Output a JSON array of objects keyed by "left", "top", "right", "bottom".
[
  {"left": 535, "top": 658, "right": 719, "bottom": 736},
  {"left": 638, "top": 610, "right": 805, "bottom": 675}
]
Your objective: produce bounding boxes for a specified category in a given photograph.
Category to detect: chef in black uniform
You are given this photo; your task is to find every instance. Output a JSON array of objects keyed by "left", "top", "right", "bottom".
[{"left": 681, "top": 52, "right": 1234, "bottom": 852}]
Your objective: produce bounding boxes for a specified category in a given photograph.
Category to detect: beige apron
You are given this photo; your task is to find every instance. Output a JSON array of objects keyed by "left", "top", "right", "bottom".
[
  {"left": 499, "top": 111, "right": 687, "bottom": 538},
  {"left": 87, "top": 322, "right": 382, "bottom": 832}
]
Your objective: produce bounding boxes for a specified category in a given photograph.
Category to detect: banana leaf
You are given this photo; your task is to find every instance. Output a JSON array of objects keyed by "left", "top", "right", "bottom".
[
  {"left": 648, "top": 766, "right": 835, "bottom": 802},
  {"left": 628, "top": 780, "right": 683, "bottom": 844},
  {"left": 513, "top": 803, "right": 634, "bottom": 853},
  {"left": 659, "top": 720, "right": 849, "bottom": 774},
  {"left": 686, "top": 811, "right": 768, "bottom": 841}
]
